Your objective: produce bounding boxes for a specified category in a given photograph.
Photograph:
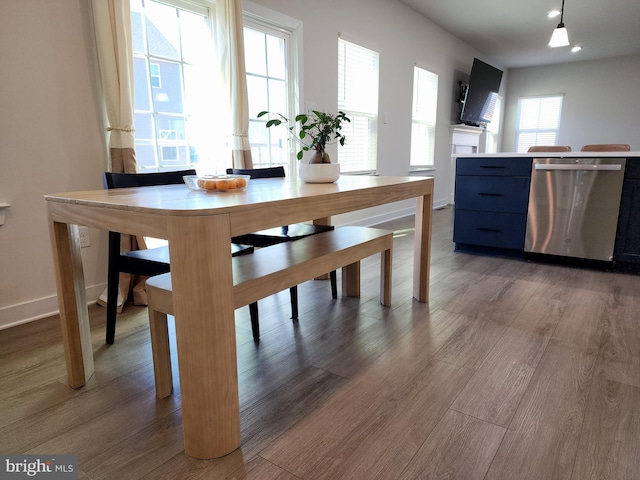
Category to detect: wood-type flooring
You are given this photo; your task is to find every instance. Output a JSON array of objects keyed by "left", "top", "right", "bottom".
[{"left": 2, "top": 206, "right": 640, "bottom": 479}]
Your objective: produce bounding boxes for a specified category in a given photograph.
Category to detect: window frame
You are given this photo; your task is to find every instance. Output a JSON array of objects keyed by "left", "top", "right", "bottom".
[
  {"left": 243, "top": 6, "right": 302, "bottom": 176},
  {"left": 515, "top": 94, "right": 564, "bottom": 153},
  {"left": 409, "top": 65, "right": 439, "bottom": 169},
  {"left": 484, "top": 96, "right": 502, "bottom": 153},
  {"left": 337, "top": 36, "right": 380, "bottom": 174},
  {"left": 130, "top": 0, "right": 218, "bottom": 172}
]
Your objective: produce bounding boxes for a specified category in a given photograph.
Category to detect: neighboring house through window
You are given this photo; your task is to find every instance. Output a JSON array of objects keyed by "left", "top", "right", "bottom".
[
  {"left": 516, "top": 95, "right": 564, "bottom": 152},
  {"left": 410, "top": 66, "right": 438, "bottom": 168},
  {"left": 338, "top": 37, "right": 379, "bottom": 173},
  {"left": 131, "top": 0, "right": 223, "bottom": 172}
]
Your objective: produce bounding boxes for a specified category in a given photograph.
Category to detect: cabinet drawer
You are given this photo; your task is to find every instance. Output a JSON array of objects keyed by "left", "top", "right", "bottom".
[
  {"left": 454, "top": 210, "right": 527, "bottom": 250},
  {"left": 457, "top": 157, "right": 532, "bottom": 176},
  {"left": 455, "top": 176, "right": 530, "bottom": 213}
]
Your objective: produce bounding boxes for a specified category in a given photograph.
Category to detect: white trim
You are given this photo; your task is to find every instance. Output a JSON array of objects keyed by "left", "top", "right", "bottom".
[
  {"left": 0, "top": 284, "right": 104, "bottom": 330},
  {"left": 243, "top": 1, "right": 303, "bottom": 172}
]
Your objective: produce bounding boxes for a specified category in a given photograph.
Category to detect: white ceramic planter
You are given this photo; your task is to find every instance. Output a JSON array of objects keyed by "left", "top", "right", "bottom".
[{"left": 298, "top": 162, "right": 340, "bottom": 183}]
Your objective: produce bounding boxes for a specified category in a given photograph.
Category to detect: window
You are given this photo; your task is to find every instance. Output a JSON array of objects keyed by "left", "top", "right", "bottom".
[
  {"left": 410, "top": 66, "right": 438, "bottom": 168},
  {"left": 516, "top": 95, "right": 563, "bottom": 153},
  {"left": 338, "top": 38, "right": 379, "bottom": 173},
  {"left": 244, "top": 21, "right": 293, "bottom": 174},
  {"left": 484, "top": 96, "right": 502, "bottom": 153},
  {"left": 149, "top": 63, "right": 161, "bottom": 88},
  {"left": 131, "top": 0, "right": 224, "bottom": 171}
]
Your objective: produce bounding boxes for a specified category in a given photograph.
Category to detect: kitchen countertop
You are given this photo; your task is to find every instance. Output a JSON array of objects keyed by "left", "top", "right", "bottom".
[{"left": 455, "top": 152, "right": 640, "bottom": 158}]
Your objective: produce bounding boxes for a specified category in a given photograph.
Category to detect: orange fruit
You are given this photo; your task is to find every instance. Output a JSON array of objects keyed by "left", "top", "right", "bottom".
[
  {"left": 216, "top": 180, "right": 230, "bottom": 191},
  {"left": 202, "top": 180, "right": 217, "bottom": 190},
  {"left": 197, "top": 179, "right": 205, "bottom": 188},
  {"left": 235, "top": 177, "right": 247, "bottom": 188}
]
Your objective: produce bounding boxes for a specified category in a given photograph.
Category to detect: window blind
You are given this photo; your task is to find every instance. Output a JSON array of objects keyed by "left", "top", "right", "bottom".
[
  {"left": 338, "top": 38, "right": 379, "bottom": 173},
  {"left": 516, "top": 95, "right": 563, "bottom": 153}
]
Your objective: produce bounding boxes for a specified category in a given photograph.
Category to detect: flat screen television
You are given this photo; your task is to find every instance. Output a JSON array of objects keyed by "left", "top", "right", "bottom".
[{"left": 459, "top": 58, "right": 503, "bottom": 127}]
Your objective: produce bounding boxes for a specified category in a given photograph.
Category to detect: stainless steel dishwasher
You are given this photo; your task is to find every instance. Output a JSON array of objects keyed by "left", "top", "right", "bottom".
[{"left": 525, "top": 157, "right": 626, "bottom": 261}]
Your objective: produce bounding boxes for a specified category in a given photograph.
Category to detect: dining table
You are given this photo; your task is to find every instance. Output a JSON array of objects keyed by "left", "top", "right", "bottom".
[{"left": 45, "top": 174, "right": 434, "bottom": 459}]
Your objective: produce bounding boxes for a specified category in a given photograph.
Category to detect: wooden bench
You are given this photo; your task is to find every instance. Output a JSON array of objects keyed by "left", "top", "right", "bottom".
[{"left": 145, "top": 226, "right": 393, "bottom": 398}]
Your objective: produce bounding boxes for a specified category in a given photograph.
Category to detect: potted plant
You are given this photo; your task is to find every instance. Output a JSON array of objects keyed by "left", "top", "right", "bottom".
[
  {"left": 257, "top": 109, "right": 350, "bottom": 164},
  {"left": 257, "top": 109, "right": 350, "bottom": 183}
]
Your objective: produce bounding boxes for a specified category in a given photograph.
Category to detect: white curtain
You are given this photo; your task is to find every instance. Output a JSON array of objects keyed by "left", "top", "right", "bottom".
[
  {"left": 91, "top": 0, "right": 137, "bottom": 174},
  {"left": 216, "top": 0, "right": 253, "bottom": 168},
  {"left": 91, "top": 0, "right": 145, "bottom": 309}
]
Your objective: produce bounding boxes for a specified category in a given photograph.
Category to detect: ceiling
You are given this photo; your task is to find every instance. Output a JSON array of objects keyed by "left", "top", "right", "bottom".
[{"left": 399, "top": 0, "right": 640, "bottom": 69}]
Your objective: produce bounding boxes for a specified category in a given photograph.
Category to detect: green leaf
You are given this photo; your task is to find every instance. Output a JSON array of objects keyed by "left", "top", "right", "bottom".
[
  {"left": 257, "top": 111, "right": 268, "bottom": 118},
  {"left": 297, "top": 151, "right": 304, "bottom": 160}
]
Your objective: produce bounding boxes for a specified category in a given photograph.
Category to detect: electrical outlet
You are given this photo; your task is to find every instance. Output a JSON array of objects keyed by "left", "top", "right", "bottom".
[{"left": 79, "top": 226, "right": 91, "bottom": 248}]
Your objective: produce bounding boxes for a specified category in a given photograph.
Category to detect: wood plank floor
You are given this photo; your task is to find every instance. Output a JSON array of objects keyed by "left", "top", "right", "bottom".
[{"left": 2, "top": 206, "right": 640, "bottom": 479}]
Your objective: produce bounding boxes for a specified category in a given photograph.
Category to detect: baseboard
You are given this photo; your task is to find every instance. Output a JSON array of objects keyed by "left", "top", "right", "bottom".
[{"left": 0, "top": 283, "right": 105, "bottom": 330}]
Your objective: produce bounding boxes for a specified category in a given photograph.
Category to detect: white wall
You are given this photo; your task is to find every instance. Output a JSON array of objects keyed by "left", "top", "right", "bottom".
[
  {"left": 249, "top": 0, "right": 502, "bottom": 221},
  {"left": 0, "top": 0, "right": 495, "bottom": 327},
  {"left": 0, "top": 0, "right": 108, "bottom": 328},
  {"left": 502, "top": 54, "right": 640, "bottom": 152}
]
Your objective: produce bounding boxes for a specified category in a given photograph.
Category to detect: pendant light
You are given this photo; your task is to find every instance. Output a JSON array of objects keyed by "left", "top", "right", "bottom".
[{"left": 549, "top": 0, "right": 570, "bottom": 47}]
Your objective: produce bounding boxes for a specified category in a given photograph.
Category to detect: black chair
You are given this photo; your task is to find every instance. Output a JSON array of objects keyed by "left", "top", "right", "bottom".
[
  {"left": 226, "top": 167, "right": 338, "bottom": 320},
  {"left": 103, "top": 169, "right": 256, "bottom": 344}
]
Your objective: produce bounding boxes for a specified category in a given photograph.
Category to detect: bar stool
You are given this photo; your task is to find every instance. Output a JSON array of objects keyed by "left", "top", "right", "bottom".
[
  {"left": 580, "top": 144, "right": 630, "bottom": 152},
  {"left": 527, "top": 146, "right": 572, "bottom": 152}
]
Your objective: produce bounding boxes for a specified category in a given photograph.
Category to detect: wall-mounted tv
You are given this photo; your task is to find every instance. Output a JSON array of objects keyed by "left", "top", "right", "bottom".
[{"left": 459, "top": 58, "right": 503, "bottom": 127}]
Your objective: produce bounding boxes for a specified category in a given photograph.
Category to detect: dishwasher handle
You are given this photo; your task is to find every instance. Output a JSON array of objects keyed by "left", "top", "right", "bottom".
[{"left": 534, "top": 164, "right": 622, "bottom": 171}]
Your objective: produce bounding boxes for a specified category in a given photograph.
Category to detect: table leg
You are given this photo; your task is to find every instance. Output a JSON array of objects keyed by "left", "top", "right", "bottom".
[
  {"left": 413, "top": 193, "right": 433, "bottom": 302},
  {"left": 48, "top": 217, "right": 94, "bottom": 387},
  {"left": 167, "top": 213, "right": 241, "bottom": 459},
  {"left": 380, "top": 248, "right": 392, "bottom": 307}
]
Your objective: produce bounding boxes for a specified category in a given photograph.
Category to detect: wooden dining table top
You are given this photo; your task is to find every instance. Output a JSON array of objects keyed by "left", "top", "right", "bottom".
[{"left": 46, "top": 175, "right": 434, "bottom": 238}]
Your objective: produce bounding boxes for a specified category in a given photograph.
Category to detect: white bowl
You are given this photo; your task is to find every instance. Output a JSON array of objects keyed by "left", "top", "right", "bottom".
[{"left": 298, "top": 163, "right": 340, "bottom": 183}]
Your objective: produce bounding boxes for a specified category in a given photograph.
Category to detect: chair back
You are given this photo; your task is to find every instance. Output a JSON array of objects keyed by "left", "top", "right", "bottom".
[
  {"left": 580, "top": 144, "right": 630, "bottom": 152},
  {"left": 527, "top": 146, "right": 572, "bottom": 152},
  {"left": 226, "top": 166, "right": 285, "bottom": 179},
  {"left": 103, "top": 169, "right": 196, "bottom": 189}
]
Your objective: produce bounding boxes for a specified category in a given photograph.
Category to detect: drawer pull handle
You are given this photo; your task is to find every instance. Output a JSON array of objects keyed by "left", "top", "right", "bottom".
[
  {"left": 478, "top": 193, "right": 503, "bottom": 197},
  {"left": 476, "top": 227, "right": 501, "bottom": 233},
  {"left": 479, "top": 165, "right": 506, "bottom": 169}
]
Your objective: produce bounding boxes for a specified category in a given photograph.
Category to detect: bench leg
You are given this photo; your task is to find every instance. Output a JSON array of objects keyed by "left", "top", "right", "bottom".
[
  {"left": 148, "top": 309, "right": 173, "bottom": 399},
  {"left": 342, "top": 261, "right": 361, "bottom": 298},
  {"left": 380, "top": 247, "right": 392, "bottom": 306}
]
